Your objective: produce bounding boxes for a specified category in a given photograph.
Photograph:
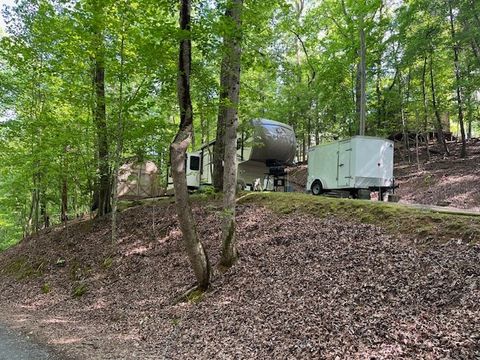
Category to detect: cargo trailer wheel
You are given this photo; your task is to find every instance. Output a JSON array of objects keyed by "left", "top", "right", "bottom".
[{"left": 311, "top": 180, "right": 323, "bottom": 195}]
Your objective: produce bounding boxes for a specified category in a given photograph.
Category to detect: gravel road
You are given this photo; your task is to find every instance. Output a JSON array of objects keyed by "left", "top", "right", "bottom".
[{"left": 0, "top": 324, "right": 58, "bottom": 360}]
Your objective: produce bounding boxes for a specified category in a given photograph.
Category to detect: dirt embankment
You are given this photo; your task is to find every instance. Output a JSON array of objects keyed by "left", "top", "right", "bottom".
[
  {"left": 394, "top": 141, "right": 480, "bottom": 211},
  {"left": 0, "top": 196, "right": 479, "bottom": 359}
]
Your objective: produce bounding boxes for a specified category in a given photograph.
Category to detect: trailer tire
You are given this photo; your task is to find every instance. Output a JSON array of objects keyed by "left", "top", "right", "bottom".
[{"left": 311, "top": 180, "right": 323, "bottom": 195}]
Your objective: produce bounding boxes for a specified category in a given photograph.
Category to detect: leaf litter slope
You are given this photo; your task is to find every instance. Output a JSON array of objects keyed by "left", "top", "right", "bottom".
[
  {"left": 0, "top": 200, "right": 478, "bottom": 359},
  {"left": 394, "top": 141, "right": 480, "bottom": 211}
]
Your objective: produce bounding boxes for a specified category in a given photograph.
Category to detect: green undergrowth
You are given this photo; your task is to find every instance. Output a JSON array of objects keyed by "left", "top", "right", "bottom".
[
  {"left": 72, "top": 282, "right": 88, "bottom": 298},
  {"left": 1, "top": 256, "right": 45, "bottom": 280},
  {"left": 239, "top": 192, "right": 480, "bottom": 245},
  {"left": 118, "top": 193, "right": 223, "bottom": 212}
]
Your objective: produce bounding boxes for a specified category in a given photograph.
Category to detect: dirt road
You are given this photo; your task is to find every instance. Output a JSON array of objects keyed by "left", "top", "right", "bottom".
[{"left": 0, "top": 324, "right": 59, "bottom": 360}]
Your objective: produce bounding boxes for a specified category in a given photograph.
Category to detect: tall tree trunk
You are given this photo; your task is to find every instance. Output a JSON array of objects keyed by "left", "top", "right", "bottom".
[
  {"left": 112, "top": 27, "right": 126, "bottom": 244},
  {"left": 415, "top": 110, "right": 421, "bottom": 171},
  {"left": 375, "top": 62, "right": 382, "bottom": 133},
  {"left": 294, "top": 1, "right": 304, "bottom": 160},
  {"left": 93, "top": 14, "right": 111, "bottom": 216},
  {"left": 220, "top": 0, "right": 243, "bottom": 269},
  {"left": 32, "top": 171, "right": 40, "bottom": 233},
  {"left": 358, "top": 20, "right": 367, "bottom": 136},
  {"left": 421, "top": 57, "right": 431, "bottom": 160},
  {"left": 41, "top": 196, "right": 49, "bottom": 229},
  {"left": 448, "top": 0, "right": 467, "bottom": 157},
  {"left": 315, "top": 99, "right": 320, "bottom": 145},
  {"left": 61, "top": 175, "right": 68, "bottom": 223},
  {"left": 60, "top": 146, "right": 68, "bottom": 223},
  {"left": 171, "top": 0, "right": 210, "bottom": 290},
  {"left": 403, "top": 69, "right": 412, "bottom": 162},
  {"left": 466, "top": 94, "right": 473, "bottom": 140},
  {"left": 212, "top": 47, "right": 229, "bottom": 192},
  {"left": 429, "top": 53, "right": 450, "bottom": 156}
]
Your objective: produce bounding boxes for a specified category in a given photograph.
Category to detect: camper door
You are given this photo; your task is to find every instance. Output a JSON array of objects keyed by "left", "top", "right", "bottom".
[
  {"left": 186, "top": 153, "right": 201, "bottom": 188},
  {"left": 337, "top": 141, "right": 352, "bottom": 187}
]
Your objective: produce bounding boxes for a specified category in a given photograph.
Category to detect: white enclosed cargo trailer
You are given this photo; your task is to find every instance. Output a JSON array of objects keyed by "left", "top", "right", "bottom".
[{"left": 306, "top": 136, "right": 394, "bottom": 198}]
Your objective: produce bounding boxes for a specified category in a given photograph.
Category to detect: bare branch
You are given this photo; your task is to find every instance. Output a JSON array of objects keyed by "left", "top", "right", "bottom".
[{"left": 290, "top": 29, "right": 316, "bottom": 85}]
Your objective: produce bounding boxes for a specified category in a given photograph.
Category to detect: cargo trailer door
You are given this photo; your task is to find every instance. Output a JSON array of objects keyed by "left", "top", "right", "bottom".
[{"left": 337, "top": 142, "right": 352, "bottom": 187}]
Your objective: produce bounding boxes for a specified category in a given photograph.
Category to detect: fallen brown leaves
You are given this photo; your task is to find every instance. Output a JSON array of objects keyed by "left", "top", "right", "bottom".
[
  {"left": 0, "top": 201, "right": 478, "bottom": 359},
  {"left": 395, "top": 141, "right": 480, "bottom": 211}
]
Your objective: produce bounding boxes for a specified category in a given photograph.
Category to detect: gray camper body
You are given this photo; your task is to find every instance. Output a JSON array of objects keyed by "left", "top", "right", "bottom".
[
  {"left": 306, "top": 136, "right": 394, "bottom": 196},
  {"left": 172, "top": 119, "right": 297, "bottom": 191}
]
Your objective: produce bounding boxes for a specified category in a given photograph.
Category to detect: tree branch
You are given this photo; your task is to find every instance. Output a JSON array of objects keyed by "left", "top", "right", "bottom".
[{"left": 290, "top": 29, "right": 316, "bottom": 85}]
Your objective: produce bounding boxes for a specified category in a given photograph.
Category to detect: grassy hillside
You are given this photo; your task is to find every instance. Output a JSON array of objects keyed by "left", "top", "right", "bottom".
[{"left": 240, "top": 192, "right": 480, "bottom": 244}]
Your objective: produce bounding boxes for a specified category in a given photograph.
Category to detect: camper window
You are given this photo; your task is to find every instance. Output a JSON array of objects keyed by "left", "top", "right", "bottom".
[{"left": 190, "top": 156, "right": 200, "bottom": 171}]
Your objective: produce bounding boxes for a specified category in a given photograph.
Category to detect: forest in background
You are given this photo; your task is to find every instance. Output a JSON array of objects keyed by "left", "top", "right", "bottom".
[{"left": 1, "top": 0, "right": 480, "bottom": 248}]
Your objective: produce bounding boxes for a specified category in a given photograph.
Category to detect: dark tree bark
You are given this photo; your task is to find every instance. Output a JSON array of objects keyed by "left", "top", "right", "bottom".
[
  {"left": 40, "top": 194, "right": 49, "bottom": 229},
  {"left": 375, "top": 62, "right": 382, "bottom": 133},
  {"left": 220, "top": 0, "right": 243, "bottom": 269},
  {"left": 170, "top": 0, "right": 210, "bottom": 290},
  {"left": 212, "top": 57, "right": 229, "bottom": 192},
  {"left": 429, "top": 53, "right": 450, "bottom": 156},
  {"left": 61, "top": 175, "right": 68, "bottom": 223},
  {"left": 112, "top": 28, "right": 126, "bottom": 244},
  {"left": 421, "top": 57, "right": 431, "bottom": 160},
  {"left": 93, "top": 9, "right": 111, "bottom": 217},
  {"left": 399, "top": 70, "right": 411, "bottom": 162},
  {"left": 448, "top": 0, "right": 467, "bottom": 157}
]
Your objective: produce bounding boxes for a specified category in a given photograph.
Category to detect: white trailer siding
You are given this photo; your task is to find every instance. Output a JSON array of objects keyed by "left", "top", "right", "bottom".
[
  {"left": 307, "top": 136, "right": 394, "bottom": 192},
  {"left": 200, "top": 147, "right": 213, "bottom": 185},
  {"left": 351, "top": 137, "right": 394, "bottom": 188},
  {"left": 307, "top": 142, "right": 339, "bottom": 190}
]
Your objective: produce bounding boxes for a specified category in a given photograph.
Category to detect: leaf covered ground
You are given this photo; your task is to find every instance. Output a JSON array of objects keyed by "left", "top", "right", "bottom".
[
  {"left": 394, "top": 141, "right": 480, "bottom": 211},
  {"left": 0, "top": 196, "right": 479, "bottom": 359}
]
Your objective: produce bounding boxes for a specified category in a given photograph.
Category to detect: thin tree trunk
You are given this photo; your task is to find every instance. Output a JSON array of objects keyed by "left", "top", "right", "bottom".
[
  {"left": 375, "top": 62, "right": 382, "bottom": 133},
  {"left": 302, "top": 135, "right": 306, "bottom": 162},
  {"left": 171, "top": 0, "right": 210, "bottom": 290},
  {"left": 212, "top": 52, "right": 229, "bottom": 192},
  {"left": 60, "top": 145, "right": 68, "bottom": 224},
  {"left": 112, "top": 26, "right": 126, "bottom": 244},
  {"left": 421, "top": 57, "right": 431, "bottom": 160},
  {"left": 429, "top": 53, "right": 450, "bottom": 156},
  {"left": 27, "top": 185, "right": 36, "bottom": 236},
  {"left": 466, "top": 95, "right": 473, "bottom": 140},
  {"left": 200, "top": 103, "right": 206, "bottom": 144},
  {"left": 415, "top": 110, "right": 421, "bottom": 171},
  {"left": 220, "top": 0, "right": 243, "bottom": 269},
  {"left": 315, "top": 99, "right": 320, "bottom": 145},
  {"left": 358, "top": 21, "right": 367, "bottom": 136},
  {"left": 471, "top": 40, "right": 480, "bottom": 66},
  {"left": 405, "top": 69, "right": 412, "bottom": 162},
  {"left": 41, "top": 196, "right": 49, "bottom": 229},
  {"left": 33, "top": 172, "right": 40, "bottom": 233},
  {"left": 61, "top": 174, "right": 68, "bottom": 223},
  {"left": 399, "top": 70, "right": 411, "bottom": 163},
  {"left": 448, "top": 0, "right": 467, "bottom": 157},
  {"left": 93, "top": 16, "right": 111, "bottom": 216}
]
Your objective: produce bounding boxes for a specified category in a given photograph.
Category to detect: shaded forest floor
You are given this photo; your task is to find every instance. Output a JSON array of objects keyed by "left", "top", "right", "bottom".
[
  {"left": 0, "top": 194, "right": 479, "bottom": 359},
  {"left": 394, "top": 140, "right": 480, "bottom": 211}
]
